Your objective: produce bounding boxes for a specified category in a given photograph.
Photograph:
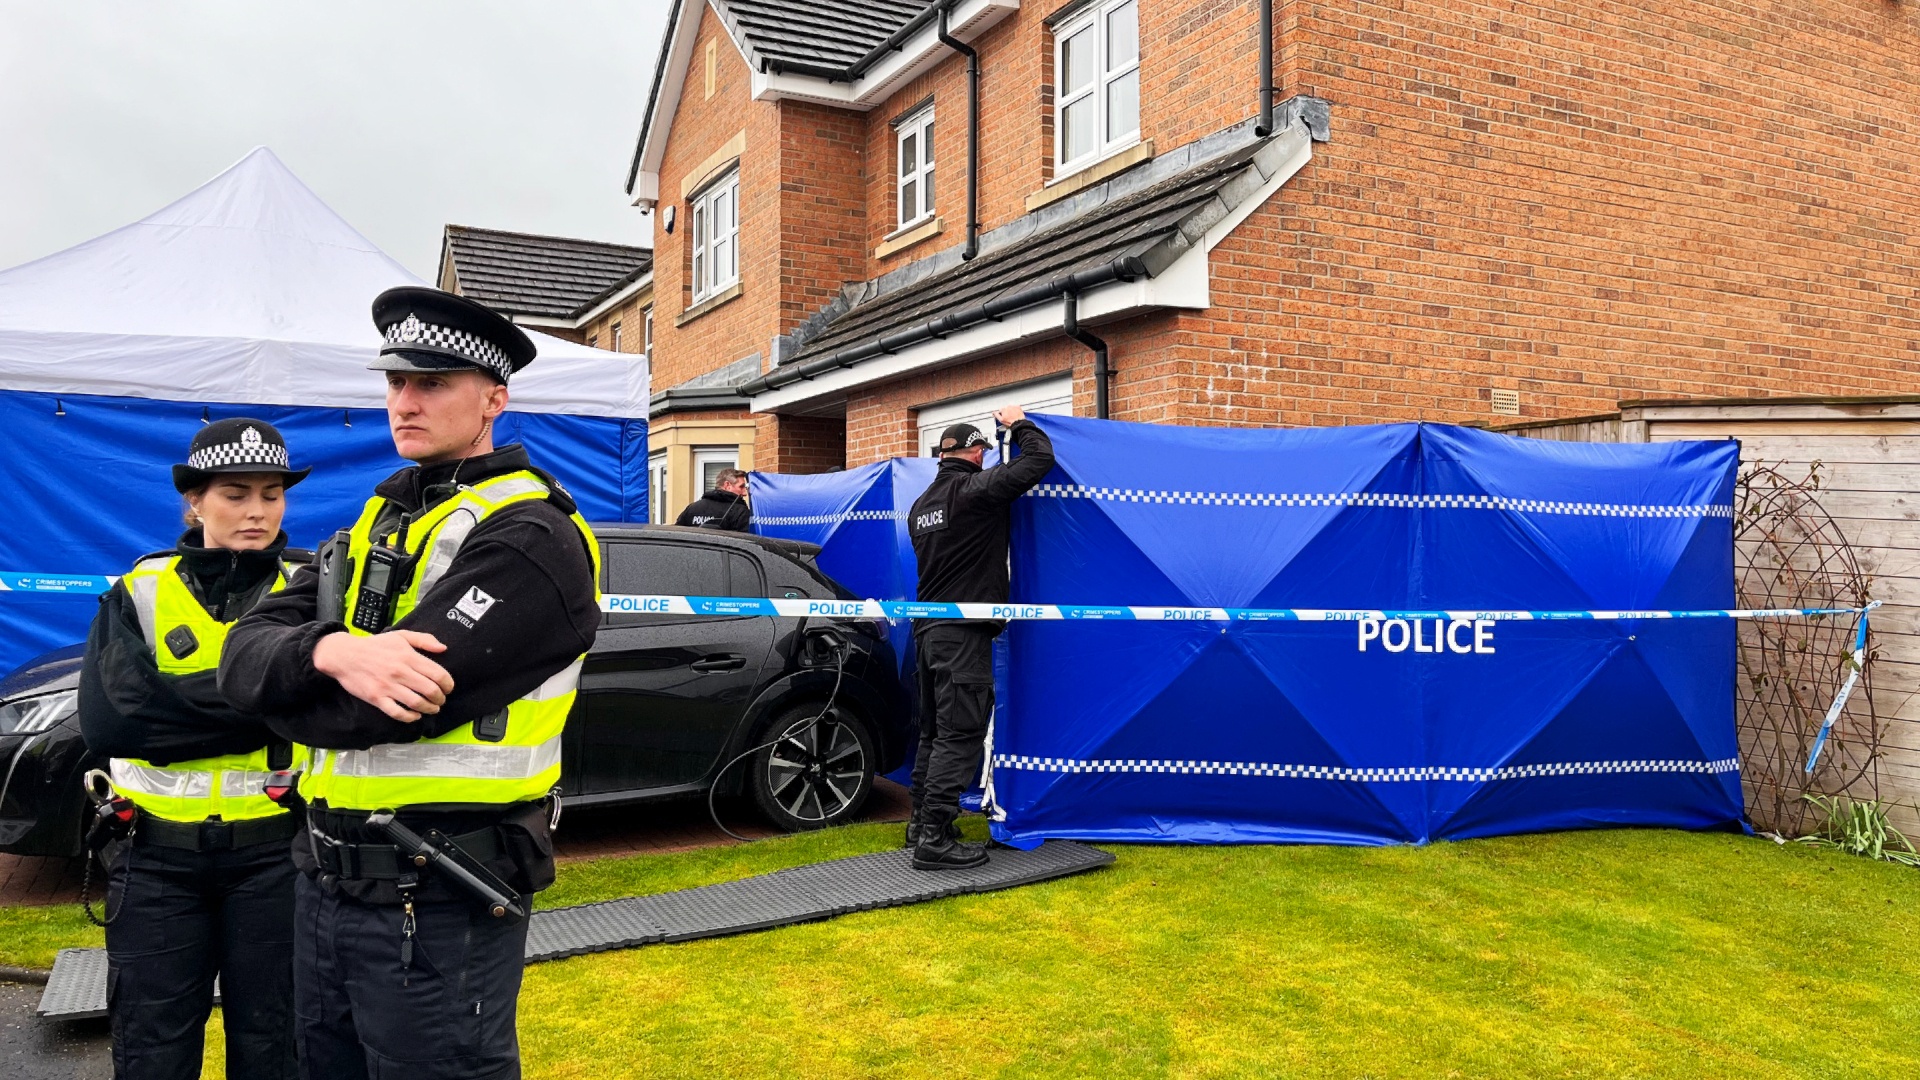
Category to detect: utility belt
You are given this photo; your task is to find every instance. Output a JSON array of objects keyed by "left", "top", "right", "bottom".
[
  {"left": 133, "top": 810, "right": 301, "bottom": 852},
  {"left": 287, "top": 784, "right": 534, "bottom": 920},
  {"left": 308, "top": 821, "right": 503, "bottom": 882}
]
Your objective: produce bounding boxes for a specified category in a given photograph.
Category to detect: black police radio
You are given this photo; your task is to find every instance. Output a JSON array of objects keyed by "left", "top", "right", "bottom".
[
  {"left": 351, "top": 545, "right": 412, "bottom": 633},
  {"left": 317, "top": 516, "right": 420, "bottom": 634}
]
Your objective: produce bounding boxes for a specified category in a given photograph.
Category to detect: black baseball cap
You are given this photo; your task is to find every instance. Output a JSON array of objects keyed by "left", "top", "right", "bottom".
[
  {"left": 171, "top": 418, "right": 311, "bottom": 493},
  {"left": 935, "top": 423, "right": 989, "bottom": 455}
]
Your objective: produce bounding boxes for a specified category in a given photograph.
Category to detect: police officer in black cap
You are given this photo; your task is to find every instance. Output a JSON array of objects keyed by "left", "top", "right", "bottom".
[
  {"left": 905, "top": 407, "right": 1054, "bottom": 869},
  {"left": 220, "top": 286, "right": 600, "bottom": 1080},
  {"left": 78, "top": 417, "right": 310, "bottom": 1079}
]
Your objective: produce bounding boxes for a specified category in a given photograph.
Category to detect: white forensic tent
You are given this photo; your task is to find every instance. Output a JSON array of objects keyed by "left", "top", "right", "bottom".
[{"left": 0, "top": 147, "right": 649, "bottom": 675}]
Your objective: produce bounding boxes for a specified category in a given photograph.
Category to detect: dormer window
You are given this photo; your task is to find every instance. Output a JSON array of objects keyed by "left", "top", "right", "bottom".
[
  {"left": 896, "top": 105, "right": 936, "bottom": 230},
  {"left": 1055, "top": 0, "right": 1140, "bottom": 176}
]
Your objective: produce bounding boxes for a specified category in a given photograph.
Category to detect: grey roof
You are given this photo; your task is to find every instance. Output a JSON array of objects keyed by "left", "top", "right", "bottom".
[
  {"left": 650, "top": 354, "right": 762, "bottom": 418},
  {"left": 766, "top": 137, "right": 1281, "bottom": 382},
  {"left": 717, "top": 0, "right": 936, "bottom": 75},
  {"left": 443, "top": 226, "right": 652, "bottom": 320}
]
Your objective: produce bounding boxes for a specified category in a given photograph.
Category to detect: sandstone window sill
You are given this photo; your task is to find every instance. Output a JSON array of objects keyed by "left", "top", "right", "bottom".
[
  {"left": 675, "top": 282, "right": 743, "bottom": 327},
  {"left": 875, "top": 217, "right": 943, "bottom": 259},
  {"left": 1026, "top": 139, "right": 1154, "bottom": 212}
]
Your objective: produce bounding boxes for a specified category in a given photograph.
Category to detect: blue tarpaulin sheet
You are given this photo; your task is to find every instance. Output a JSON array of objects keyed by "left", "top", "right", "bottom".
[
  {"left": 0, "top": 390, "right": 647, "bottom": 677},
  {"left": 752, "top": 459, "right": 939, "bottom": 785},
  {"left": 991, "top": 416, "right": 1744, "bottom": 846}
]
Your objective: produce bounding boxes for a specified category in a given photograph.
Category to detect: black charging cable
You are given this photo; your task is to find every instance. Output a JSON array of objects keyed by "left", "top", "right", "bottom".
[{"left": 707, "top": 629, "right": 851, "bottom": 842}]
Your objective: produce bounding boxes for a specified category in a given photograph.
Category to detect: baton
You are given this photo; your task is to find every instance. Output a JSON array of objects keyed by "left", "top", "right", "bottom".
[{"left": 366, "top": 810, "right": 526, "bottom": 919}]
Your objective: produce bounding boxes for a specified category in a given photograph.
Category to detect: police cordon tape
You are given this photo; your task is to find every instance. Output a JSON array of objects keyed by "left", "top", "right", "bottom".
[
  {"left": 597, "top": 592, "right": 1880, "bottom": 626},
  {"left": 4, "top": 571, "right": 1875, "bottom": 772}
]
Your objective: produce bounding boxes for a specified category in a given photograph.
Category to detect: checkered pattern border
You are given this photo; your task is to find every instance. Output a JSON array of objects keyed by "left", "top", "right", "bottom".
[
  {"left": 992, "top": 755, "right": 1741, "bottom": 782},
  {"left": 1026, "top": 484, "right": 1732, "bottom": 519},
  {"left": 385, "top": 313, "right": 514, "bottom": 381},
  {"left": 186, "top": 432, "right": 288, "bottom": 471},
  {"left": 755, "top": 509, "right": 907, "bottom": 527}
]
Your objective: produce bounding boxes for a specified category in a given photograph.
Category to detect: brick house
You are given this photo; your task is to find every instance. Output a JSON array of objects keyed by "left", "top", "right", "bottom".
[
  {"left": 439, "top": 225, "right": 653, "bottom": 351},
  {"left": 440, "top": 226, "right": 741, "bottom": 518},
  {"left": 626, "top": 0, "right": 1919, "bottom": 476}
]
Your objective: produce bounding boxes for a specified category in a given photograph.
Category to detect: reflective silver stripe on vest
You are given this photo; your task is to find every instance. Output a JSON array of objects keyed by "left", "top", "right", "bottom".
[
  {"left": 111, "top": 758, "right": 213, "bottom": 799},
  {"left": 125, "top": 557, "right": 173, "bottom": 649},
  {"left": 522, "top": 658, "right": 582, "bottom": 703},
  {"left": 328, "top": 732, "right": 564, "bottom": 780},
  {"left": 412, "top": 477, "right": 551, "bottom": 597},
  {"left": 221, "top": 770, "right": 275, "bottom": 799}
]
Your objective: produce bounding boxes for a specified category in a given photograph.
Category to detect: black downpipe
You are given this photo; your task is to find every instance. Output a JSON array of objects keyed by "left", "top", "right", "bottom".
[
  {"left": 1062, "top": 293, "right": 1112, "bottom": 420},
  {"left": 1253, "top": 0, "right": 1275, "bottom": 136},
  {"left": 936, "top": 5, "right": 981, "bottom": 260}
]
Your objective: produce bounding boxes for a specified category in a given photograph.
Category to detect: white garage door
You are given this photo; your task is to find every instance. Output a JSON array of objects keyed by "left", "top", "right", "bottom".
[{"left": 916, "top": 375, "right": 1073, "bottom": 457}]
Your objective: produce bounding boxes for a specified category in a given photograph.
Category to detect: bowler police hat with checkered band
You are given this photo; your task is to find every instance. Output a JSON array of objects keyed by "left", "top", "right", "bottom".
[
  {"left": 171, "top": 417, "right": 311, "bottom": 493},
  {"left": 368, "top": 286, "right": 536, "bottom": 383}
]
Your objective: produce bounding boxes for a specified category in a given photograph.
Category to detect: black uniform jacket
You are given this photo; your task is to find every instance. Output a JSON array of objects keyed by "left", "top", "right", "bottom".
[
  {"left": 79, "top": 528, "right": 293, "bottom": 766},
  {"left": 674, "top": 488, "right": 751, "bottom": 531},
  {"left": 218, "top": 445, "right": 600, "bottom": 900},
  {"left": 908, "top": 419, "right": 1056, "bottom": 612}
]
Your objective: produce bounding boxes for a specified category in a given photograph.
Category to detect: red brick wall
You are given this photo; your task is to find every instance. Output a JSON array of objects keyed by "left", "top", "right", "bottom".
[
  {"left": 754, "top": 413, "right": 848, "bottom": 473},
  {"left": 654, "top": 0, "right": 1920, "bottom": 466},
  {"left": 778, "top": 101, "right": 869, "bottom": 334},
  {"left": 649, "top": 5, "right": 783, "bottom": 392}
]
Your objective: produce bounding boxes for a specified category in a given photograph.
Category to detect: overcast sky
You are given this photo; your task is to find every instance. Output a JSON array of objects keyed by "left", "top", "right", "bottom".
[{"left": 0, "top": 1, "right": 669, "bottom": 277}]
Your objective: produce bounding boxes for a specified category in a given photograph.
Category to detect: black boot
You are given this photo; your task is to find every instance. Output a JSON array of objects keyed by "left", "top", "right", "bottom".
[
  {"left": 912, "top": 811, "right": 987, "bottom": 871},
  {"left": 904, "top": 818, "right": 960, "bottom": 849}
]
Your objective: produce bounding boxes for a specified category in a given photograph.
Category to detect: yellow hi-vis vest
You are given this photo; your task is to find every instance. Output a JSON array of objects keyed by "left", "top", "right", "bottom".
[
  {"left": 111, "top": 556, "right": 304, "bottom": 823},
  {"left": 300, "top": 470, "right": 600, "bottom": 812}
]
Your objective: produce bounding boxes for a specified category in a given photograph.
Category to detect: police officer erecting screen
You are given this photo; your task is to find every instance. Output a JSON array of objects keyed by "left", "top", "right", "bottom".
[
  {"left": 905, "top": 408, "right": 1054, "bottom": 870},
  {"left": 219, "top": 287, "right": 599, "bottom": 1080},
  {"left": 674, "top": 467, "right": 752, "bottom": 530},
  {"left": 78, "top": 418, "right": 309, "bottom": 1080}
]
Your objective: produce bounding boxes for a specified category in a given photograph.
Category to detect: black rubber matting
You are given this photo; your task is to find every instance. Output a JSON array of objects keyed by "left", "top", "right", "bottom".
[
  {"left": 525, "top": 839, "right": 1112, "bottom": 961},
  {"left": 40, "top": 840, "right": 1111, "bottom": 1018}
]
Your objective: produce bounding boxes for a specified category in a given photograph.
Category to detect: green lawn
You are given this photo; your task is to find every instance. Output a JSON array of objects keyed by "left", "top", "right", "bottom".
[{"left": 7, "top": 822, "right": 1918, "bottom": 1078}]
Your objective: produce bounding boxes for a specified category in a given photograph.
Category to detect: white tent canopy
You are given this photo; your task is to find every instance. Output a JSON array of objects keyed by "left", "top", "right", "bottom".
[{"left": 0, "top": 147, "right": 647, "bottom": 417}]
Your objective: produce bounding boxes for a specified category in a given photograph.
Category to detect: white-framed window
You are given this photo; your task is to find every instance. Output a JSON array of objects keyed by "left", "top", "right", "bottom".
[
  {"left": 610, "top": 322, "right": 623, "bottom": 352},
  {"left": 642, "top": 307, "right": 653, "bottom": 355},
  {"left": 689, "top": 168, "right": 740, "bottom": 304},
  {"left": 1054, "top": 0, "right": 1140, "bottom": 177},
  {"left": 648, "top": 450, "right": 669, "bottom": 524},
  {"left": 693, "top": 446, "right": 738, "bottom": 494},
  {"left": 895, "top": 106, "right": 936, "bottom": 230},
  {"left": 916, "top": 375, "right": 1075, "bottom": 457}
]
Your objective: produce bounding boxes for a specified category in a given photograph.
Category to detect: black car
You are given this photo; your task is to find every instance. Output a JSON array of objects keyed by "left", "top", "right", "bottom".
[{"left": 0, "top": 525, "right": 911, "bottom": 857}]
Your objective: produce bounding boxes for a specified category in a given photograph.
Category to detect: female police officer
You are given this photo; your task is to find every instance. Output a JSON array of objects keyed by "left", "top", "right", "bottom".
[{"left": 78, "top": 418, "right": 309, "bottom": 1080}]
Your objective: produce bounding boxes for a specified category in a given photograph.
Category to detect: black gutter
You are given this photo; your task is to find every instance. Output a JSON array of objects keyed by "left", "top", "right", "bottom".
[
  {"left": 936, "top": 4, "right": 981, "bottom": 260},
  {"left": 1253, "top": 0, "right": 1275, "bottom": 136},
  {"left": 740, "top": 255, "right": 1147, "bottom": 395},
  {"left": 1062, "top": 293, "right": 1112, "bottom": 419}
]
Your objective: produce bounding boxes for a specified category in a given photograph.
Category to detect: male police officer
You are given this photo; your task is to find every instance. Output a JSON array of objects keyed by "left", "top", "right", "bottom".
[
  {"left": 220, "top": 287, "right": 600, "bottom": 1080},
  {"left": 674, "top": 467, "right": 752, "bottom": 531},
  {"left": 905, "top": 407, "right": 1054, "bottom": 870}
]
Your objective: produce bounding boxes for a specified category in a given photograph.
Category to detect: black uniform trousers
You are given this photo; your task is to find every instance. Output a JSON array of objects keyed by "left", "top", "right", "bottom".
[
  {"left": 105, "top": 832, "right": 296, "bottom": 1080},
  {"left": 293, "top": 872, "right": 528, "bottom": 1080},
  {"left": 909, "top": 622, "right": 1000, "bottom": 828}
]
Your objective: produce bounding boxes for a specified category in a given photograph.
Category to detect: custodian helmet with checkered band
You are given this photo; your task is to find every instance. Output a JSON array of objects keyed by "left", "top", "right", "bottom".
[
  {"left": 171, "top": 417, "right": 311, "bottom": 493},
  {"left": 369, "top": 285, "right": 536, "bottom": 383}
]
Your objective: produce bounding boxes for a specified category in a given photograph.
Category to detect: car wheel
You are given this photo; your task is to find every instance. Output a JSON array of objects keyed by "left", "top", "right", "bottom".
[{"left": 748, "top": 703, "right": 874, "bottom": 832}]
